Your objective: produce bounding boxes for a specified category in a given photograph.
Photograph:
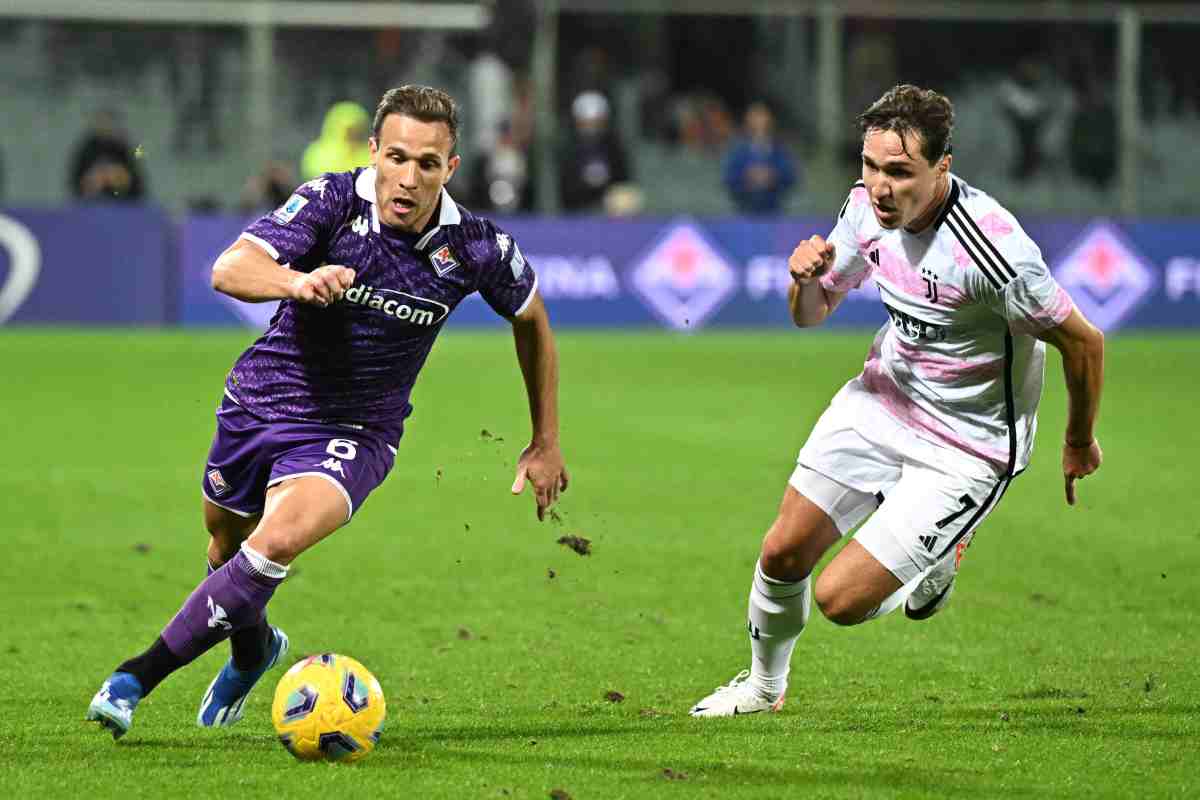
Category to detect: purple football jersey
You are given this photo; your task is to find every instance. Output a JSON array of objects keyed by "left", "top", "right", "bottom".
[{"left": 228, "top": 168, "right": 537, "bottom": 444}]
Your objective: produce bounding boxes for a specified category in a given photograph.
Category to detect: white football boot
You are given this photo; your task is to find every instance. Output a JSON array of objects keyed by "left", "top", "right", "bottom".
[
  {"left": 905, "top": 555, "right": 957, "bottom": 620},
  {"left": 688, "top": 670, "right": 785, "bottom": 717}
]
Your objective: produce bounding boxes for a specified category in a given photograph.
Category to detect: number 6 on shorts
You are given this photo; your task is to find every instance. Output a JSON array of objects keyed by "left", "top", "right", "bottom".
[{"left": 326, "top": 439, "right": 358, "bottom": 460}]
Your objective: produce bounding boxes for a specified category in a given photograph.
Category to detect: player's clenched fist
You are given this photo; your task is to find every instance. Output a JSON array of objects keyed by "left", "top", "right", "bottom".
[
  {"left": 290, "top": 265, "right": 356, "bottom": 307},
  {"left": 788, "top": 235, "right": 836, "bottom": 284}
]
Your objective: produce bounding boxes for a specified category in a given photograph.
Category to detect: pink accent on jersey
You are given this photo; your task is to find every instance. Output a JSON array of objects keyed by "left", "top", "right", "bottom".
[
  {"left": 891, "top": 339, "right": 1005, "bottom": 384},
  {"left": 952, "top": 240, "right": 974, "bottom": 270},
  {"left": 1009, "top": 284, "right": 1075, "bottom": 336},
  {"left": 862, "top": 348, "right": 1009, "bottom": 468},
  {"left": 978, "top": 212, "right": 1014, "bottom": 238},
  {"left": 874, "top": 244, "right": 968, "bottom": 307},
  {"left": 851, "top": 186, "right": 870, "bottom": 208}
]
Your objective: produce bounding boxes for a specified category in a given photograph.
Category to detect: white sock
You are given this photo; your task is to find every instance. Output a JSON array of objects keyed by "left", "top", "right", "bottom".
[
  {"left": 861, "top": 570, "right": 925, "bottom": 622},
  {"left": 748, "top": 561, "right": 810, "bottom": 699}
]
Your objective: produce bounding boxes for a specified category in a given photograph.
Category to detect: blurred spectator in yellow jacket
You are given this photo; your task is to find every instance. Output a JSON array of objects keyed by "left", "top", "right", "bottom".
[{"left": 300, "top": 102, "right": 372, "bottom": 179}]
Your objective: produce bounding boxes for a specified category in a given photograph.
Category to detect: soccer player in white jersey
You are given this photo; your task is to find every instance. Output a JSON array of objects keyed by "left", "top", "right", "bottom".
[{"left": 690, "top": 84, "right": 1104, "bottom": 717}]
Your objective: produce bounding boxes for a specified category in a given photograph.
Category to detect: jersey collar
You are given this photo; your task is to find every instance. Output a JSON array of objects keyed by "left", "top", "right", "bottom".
[
  {"left": 354, "top": 167, "right": 461, "bottom": 244},
  {"left": 930, "top": 176, "right": 961, "bottom": 232}
]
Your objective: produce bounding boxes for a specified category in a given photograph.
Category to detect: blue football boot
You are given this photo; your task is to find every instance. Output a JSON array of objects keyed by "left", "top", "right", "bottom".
[
  {"left": 197, "top": 626, "right": 289, "bottom": 727},
  {"left": 86, "top": 672, "right": 144, "bottom": 739}
]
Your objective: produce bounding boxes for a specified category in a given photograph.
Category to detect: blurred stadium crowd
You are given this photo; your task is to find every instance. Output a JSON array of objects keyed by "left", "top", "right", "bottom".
[{"left": 1, "top": 1, "right": 1197, "bottom": 218}]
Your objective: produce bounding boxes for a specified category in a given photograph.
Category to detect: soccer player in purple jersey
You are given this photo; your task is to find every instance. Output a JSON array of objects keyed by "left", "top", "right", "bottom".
[{"left": 86, "top": 86, "right": 569, "bottom": 739}]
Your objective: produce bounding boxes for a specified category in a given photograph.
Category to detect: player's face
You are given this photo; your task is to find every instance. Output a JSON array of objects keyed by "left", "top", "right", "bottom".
[
  {"left": 370, "top": 113, "right": 460, "bottom": 233},
  {"left": 861, "top": 129, "right": 948, "bottom": 230}
]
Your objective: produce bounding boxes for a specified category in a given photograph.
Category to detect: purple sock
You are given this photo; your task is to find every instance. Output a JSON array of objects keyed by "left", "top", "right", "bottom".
[
  {"left": 161, "top": 548, "right": 284, "bottom": 665},
  {"left": 209, "top": 557, "right": 273, "bottom": 670}
]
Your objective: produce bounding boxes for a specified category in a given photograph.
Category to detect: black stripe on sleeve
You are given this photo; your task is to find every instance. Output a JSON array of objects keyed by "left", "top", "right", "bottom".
[
  {"left": 959, "top": 208, "right": 1018, "bottom": 279},
  {"left": 944, "top": 210, "right": 1004, "bottom": 290}
]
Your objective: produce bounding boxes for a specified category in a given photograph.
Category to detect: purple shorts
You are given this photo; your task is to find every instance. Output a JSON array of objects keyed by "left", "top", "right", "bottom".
[{"left": 201, "top": 394, "right": 396, "bottom": 522}]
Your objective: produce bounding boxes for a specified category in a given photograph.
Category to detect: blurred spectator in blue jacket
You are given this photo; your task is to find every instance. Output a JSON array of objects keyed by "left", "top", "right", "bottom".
[{"left": 723, "top": 102, "right": 798, "bottom": 215}]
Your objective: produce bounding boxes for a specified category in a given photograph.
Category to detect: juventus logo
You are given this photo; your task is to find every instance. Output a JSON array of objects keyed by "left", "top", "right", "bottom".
[{"left": 921, "top": 267, "right": 939, "bottom": 303}]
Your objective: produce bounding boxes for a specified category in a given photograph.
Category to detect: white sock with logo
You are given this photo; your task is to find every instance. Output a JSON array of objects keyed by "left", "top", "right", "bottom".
[{"left": 748, "top": 562, "right": 810, "bottom": 700}]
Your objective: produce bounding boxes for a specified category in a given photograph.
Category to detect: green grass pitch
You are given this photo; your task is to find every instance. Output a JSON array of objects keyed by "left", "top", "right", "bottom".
[{"left": 1, "top": 328, "right": 1196, "bottom": 798}]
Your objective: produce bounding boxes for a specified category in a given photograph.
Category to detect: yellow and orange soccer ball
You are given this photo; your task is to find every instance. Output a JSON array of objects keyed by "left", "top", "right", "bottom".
[{"left": 271, "top": 653, "right": 385, "bottom": 763}]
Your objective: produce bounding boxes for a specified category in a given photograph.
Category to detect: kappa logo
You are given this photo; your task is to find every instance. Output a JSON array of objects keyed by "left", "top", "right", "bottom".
[
  {"left": 497, "top": 232, "right": 527, "bottom": 277},
  {"left": 207, "top": 596, "right": 232, "bottom": 631},
  {"left": 317, "top": 457, "right": 346, "bottom": 477},
  {"left": 206, "top": 469, "right": 231, "bottom": 497},
  {"left": 630, "top": 222, "right": 738, "bottom": 330},
  {"left": 1053, "top": 222, "right": 1156, "bottom": 332},
  {"left": 351, "top": 215, "right": 369, "bottom": 236},
  {"left": 430, "top": 245, "right": 459, "bottom": 277},
  {"left": 272, "top": 193, "right": 309, "bottom": 224},
  {"left": 301, "top": 177, "right": 329, "bottom": 198}
]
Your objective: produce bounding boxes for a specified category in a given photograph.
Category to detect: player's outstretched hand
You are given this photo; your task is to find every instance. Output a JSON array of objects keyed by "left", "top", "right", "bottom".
[
  {"left": 511, "top": 442, "right": 569, "bottom": 521},
  {"left": 290, "top": 265, "right": 356, "bottom": 307},
  {"left": 788, "top": 235, "right": 836, "bottom": 284},
  {"left": 1063, "top": 438, "right": 1102, "bottom": 506}
]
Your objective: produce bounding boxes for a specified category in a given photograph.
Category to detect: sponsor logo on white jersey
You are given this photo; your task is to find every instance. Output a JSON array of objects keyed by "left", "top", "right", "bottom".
[
  {"left": 630, "top": 222, "right": 738, "bottom": 330},
  {"left": 272, "top": 193, "right": 309, "bottom": 224},
  {"left": 1053, "top": 222, "right": 1155, "bottom": 331},
  {"left": 207, "top": 596, "right": 232, "bottom": 630}
]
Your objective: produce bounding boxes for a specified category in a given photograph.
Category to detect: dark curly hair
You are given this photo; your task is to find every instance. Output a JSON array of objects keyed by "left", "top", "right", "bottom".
[
  {"left": 857, "top": 84, "right": 954, "bottom": 164},
  {"left": 372, "top": 85, "right": 459, "bottom": 151}
]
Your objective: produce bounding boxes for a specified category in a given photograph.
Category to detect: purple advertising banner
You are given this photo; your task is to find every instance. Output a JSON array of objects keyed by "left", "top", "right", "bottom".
[
  {"left": 2, "top": 205, "right": 1198, "bottom": 331},
  {"left": 0, "top": 205, "right": 172, "bottom": 325},
  {"left": 175, "top": 213, "right": 1200, "bottom": 332}
]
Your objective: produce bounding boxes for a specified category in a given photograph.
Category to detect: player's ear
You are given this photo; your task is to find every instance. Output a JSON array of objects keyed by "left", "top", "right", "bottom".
[
  {"left": 939, "top": 153, "right": 952, "bottom": 176},
  {"left": 368, "top": 137, "right": 379, "bottom": 160},
  {"left": 445, "top": 154, "right": 461, "bottom": 183}
]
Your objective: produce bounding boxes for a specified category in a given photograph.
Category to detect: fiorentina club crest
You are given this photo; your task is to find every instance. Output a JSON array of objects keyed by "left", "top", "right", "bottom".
[
  {"left": 1053, "top": 222, "right": 1156, "bottom": 331},
  {"left": 630, "top": 221, "right": 737, "bottom": 330},
  {"left": 430, "top": 245, "right": 459, "bottom": 277}
]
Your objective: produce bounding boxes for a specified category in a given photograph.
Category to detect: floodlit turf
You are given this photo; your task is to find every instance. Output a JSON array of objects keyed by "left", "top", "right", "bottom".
[{"left": 1, "top": 328, "right": 1197, "bottom": 798}]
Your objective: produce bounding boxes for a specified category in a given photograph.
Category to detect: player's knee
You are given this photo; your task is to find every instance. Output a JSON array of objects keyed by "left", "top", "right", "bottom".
[
  {"left": 813, "top": 577, "right": 863, "bottom": 626},
  {"left": 759, "top": 529, "right": 806, "bottom": 580}
]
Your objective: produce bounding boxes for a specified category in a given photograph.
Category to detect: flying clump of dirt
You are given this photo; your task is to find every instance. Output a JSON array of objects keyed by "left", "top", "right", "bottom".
[{"left": 556, "top": 535, "right": 591, "bottom": 556}]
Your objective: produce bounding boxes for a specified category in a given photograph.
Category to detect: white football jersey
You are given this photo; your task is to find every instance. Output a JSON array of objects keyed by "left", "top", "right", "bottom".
[{"left": 821, "top": 174, "right": 1074, "bottom": 477}]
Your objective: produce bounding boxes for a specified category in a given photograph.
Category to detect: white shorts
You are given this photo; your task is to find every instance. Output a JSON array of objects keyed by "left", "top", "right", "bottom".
[{"left": 790, "top": 386, "right": 1014, "bottom": 583}]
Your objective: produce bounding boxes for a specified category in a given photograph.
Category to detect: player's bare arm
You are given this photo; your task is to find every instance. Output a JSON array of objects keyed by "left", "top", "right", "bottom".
[
  {"left": 509, "top": 291, "right": 569, "bottom": 521},
  {"left": 212, "top": 238, "right": 355, "bottom": 307},
  {"left": 787, "top": 234, "right": 847, "bottom": 327},
  {"left": 1036, "top": 307, "right": 1105, "bottom": 505}
]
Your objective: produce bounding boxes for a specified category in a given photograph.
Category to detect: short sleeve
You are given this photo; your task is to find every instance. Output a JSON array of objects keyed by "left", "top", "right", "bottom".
[
  {"left": 478, "top": 226, "right": 538, "bottom": 318},
  {"left": 241, "top": 173, "right": 350, "bottom": 268},
  {"left": 1000, "top": 257, "right": 1075, "bottom": 335},
  {"left": 820, "top": 183, "right": 874, "bottom": 293}
]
